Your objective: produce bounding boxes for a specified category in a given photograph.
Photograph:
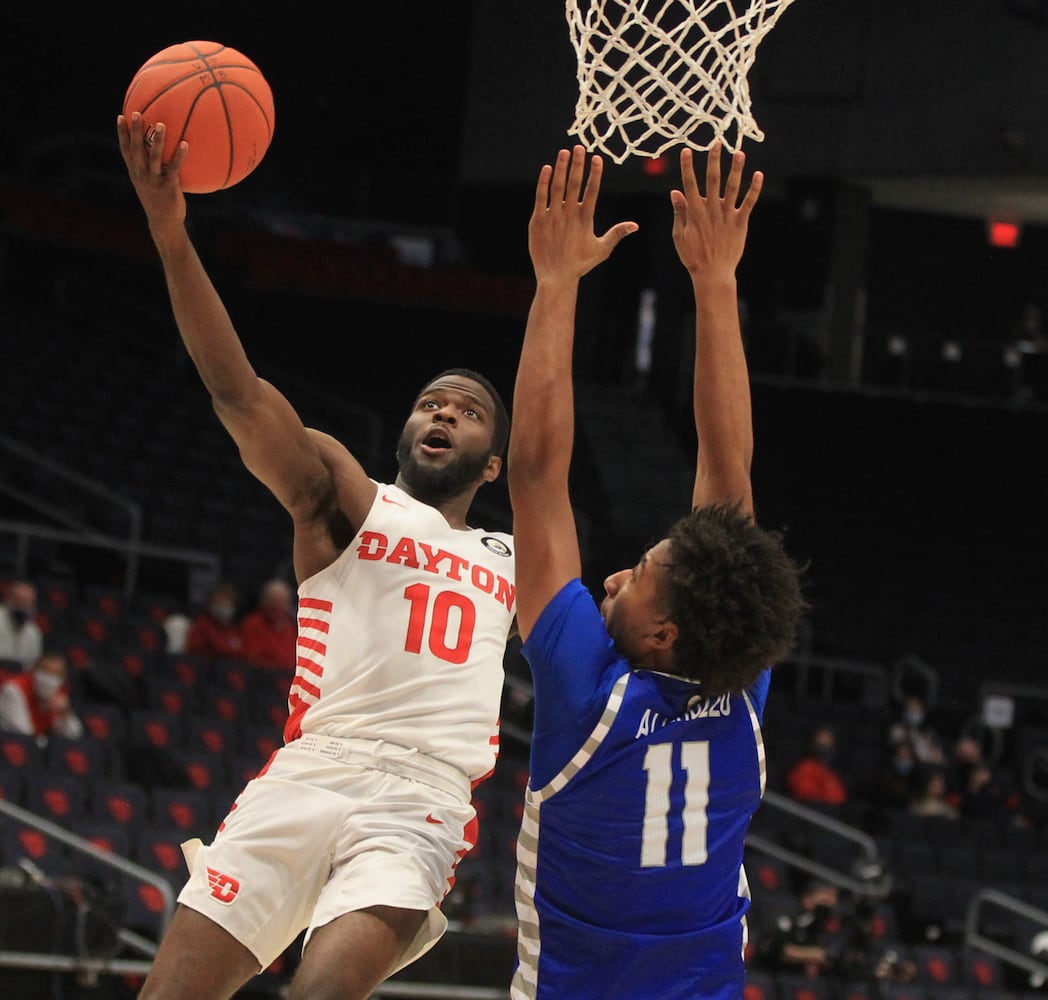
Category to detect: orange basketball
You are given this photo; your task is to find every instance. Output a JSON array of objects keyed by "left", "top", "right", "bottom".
[{"left": 123, "top": 41, "right": 275, "bottom": 194}]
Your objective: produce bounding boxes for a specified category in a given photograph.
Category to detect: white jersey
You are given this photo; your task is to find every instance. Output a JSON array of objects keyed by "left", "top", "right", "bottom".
[{"left": 285, "top": 482, "right": 515, "bottom": 782}]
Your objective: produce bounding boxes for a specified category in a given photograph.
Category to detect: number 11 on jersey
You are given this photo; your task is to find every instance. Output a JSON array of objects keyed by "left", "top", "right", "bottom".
[{"left": 641, "top": 741, "right": 710, "bottom": 868}]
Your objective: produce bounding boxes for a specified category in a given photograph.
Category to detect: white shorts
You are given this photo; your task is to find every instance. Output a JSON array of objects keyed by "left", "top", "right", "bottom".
[{"left": 177, "top": 735, "right": 476, "bottom": 973}]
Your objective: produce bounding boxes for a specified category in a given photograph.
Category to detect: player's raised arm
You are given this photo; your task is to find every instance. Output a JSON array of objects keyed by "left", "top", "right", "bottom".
[
  {"left": 671, "top": 144, "right": 762, "bottom": 517},
  {"left": 116, "top": 112, "right": 375, "bottom": 540},
  {"left": 508, "top": 147, "right": 637, "bottom": 640}
]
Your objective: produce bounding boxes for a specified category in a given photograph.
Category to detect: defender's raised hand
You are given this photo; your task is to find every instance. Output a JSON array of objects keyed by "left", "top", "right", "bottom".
[
  {"left": 671, "top": 144, "right": 762, "bottom": 281},
  {"left": 528, "top": 145, "right": 638, "bottom": 283}
]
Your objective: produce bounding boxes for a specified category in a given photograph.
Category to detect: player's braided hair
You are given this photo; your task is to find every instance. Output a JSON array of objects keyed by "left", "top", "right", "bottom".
[{"left": 659, "top": 500, "right": 807, "bottom": 696}]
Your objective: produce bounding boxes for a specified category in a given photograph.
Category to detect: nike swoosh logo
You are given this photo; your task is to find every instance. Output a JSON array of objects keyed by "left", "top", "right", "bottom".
[
  {"left": 425, "top": 814, "right": 444, "bottom": 825},
  {"left": 382, "top": 494, "right": 406, "bottom": 507}
]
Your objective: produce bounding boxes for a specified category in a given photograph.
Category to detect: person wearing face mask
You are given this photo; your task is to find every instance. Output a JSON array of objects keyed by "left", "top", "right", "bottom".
[
  {"left": 886, "top": 693, "right": 946, "bottom": 766},
  {"left": 241, "top": 578, "right": 297, "bottom": 670},
  {"left": 0, "top": 579, "right": 44, "bottom": 671},
  {"left": 0, "top": 650, "right": 83, "bottom": 741},
  {"left": 785, "top": 723, "right": 849, "bottom": 806},
  {"left": 761, "top": 880, "right": 842, "bottom": 979},
  {"left": 875, "top": 737, "right": 918, "bottom": 809},
  {"left": 184, "top": 580, "right": 247, "bottom": 664}
]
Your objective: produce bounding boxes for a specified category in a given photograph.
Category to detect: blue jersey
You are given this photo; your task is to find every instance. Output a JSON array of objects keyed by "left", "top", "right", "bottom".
[{"left": 512, "top": 579, "right": 769, "bottom": 1000}]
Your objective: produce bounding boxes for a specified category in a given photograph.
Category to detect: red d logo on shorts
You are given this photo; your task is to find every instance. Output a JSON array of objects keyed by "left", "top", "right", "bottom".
[{"left": 206, "top": 867, "right": 241, "bottom": 904}]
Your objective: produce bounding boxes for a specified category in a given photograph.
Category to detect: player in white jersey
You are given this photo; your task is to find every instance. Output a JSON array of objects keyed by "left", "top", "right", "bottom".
[
  {"left": 508, "top": 146, "right": 806, "bottom": 997},
  {"left": 117, "top": 113, "right": 515, "bottom": 1000}
]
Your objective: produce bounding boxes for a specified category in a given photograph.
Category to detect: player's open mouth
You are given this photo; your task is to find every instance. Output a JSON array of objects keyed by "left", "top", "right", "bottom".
[{"left": 421, "top": 430, "right": 452, "bottom": 454}]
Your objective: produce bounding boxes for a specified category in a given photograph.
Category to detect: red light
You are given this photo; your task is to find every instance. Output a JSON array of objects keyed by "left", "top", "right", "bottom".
[
  {"left": 643, "top": 156, "right": 667, "bottom": 177},
  {"left": 988, "top": 220, "right": 1020, "bottom": 248}
]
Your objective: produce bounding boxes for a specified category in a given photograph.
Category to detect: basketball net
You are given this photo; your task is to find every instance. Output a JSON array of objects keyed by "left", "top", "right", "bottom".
[{"left": 566, "top": 0, "right": 798, "bottom": 163}]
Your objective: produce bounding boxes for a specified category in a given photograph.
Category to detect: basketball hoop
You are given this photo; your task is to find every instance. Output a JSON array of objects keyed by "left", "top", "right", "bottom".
[{"left": 566, "top": 0, "right": 799, "bottom": 163}]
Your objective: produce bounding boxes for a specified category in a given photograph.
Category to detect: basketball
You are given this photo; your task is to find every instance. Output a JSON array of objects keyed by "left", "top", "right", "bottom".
[{"left": 122, "top": 40, "right": 275, "bottom": 194}]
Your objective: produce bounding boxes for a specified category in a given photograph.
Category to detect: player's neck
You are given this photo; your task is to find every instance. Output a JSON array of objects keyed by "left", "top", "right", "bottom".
[
  {"left": 395, "top": 477, "right": 477, "bottom": 530},
  {"left": 434, "top": 493, "right": 475, "bottom": 531}
]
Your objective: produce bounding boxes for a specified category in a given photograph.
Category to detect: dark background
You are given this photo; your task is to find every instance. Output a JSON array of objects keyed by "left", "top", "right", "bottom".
[{"left": 3, "top": 2, "right": 1048, "bottom": 702}]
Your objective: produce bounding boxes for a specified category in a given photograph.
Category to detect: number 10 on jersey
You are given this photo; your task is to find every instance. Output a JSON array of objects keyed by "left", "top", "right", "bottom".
[{"left": 403, "top": 583, "right": 476, "bottom": 665}]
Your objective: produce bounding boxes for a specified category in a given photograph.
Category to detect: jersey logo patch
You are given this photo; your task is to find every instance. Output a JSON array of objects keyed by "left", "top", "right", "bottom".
[
  {"left": 206, "top": 867, "right": 241, "bottom": 904},
  {"left": 481, "top": 536, "right": 512, "bottom": 557}
]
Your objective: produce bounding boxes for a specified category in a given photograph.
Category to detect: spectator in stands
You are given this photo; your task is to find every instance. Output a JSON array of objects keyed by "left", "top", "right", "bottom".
[
  {"left": 886, "top": 693, "right": 946, "bottom": 766},
  {"left": 241, "top": 577, "right": 297, "bottom": 670},
  {"left": 0, "top": 650, "right": 83, "bottom": 741},
  {"left": 945, "top": 734, "right": 1017, "bottom": 822},
  {"left": 785, "top": 723, "right": 849, "bottom": 806},
  {"left": 907, "top": 766, "right": 959, "bottom": 819},
  {"left": 1012, "top": 300, "right": 1048, "bottom": 353},
  {"left": 184, "top": 580, "right": 246, "bottom": 663},
  {"left": 763, "top": 880, "right": 841, "bottom": 977},
  {"left": 874, "top": 737, "right": 918, "bottom": 810},
  {"left": 760, "top": 880, "right": 918, "bottom": 987},
  {"left": 0, "top": 579, "right": 43, "bottom": 670}
]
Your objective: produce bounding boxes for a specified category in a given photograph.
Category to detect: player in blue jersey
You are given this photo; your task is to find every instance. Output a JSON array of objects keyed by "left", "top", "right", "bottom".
[{"left": 507, "top": 143, "right": 807, "bottom": 999}]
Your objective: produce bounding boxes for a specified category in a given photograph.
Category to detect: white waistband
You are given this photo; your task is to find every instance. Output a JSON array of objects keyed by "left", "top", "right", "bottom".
[{"left": 293, "top": 734, "right": 470, "bottom": 802}]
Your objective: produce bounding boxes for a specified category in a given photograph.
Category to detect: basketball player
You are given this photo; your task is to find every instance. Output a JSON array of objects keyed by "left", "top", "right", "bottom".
[
  {"left": 507, "top": 144, "right": 806, "bottom": 999},
  {"left": 116, "top": 112, "right": 515, "bottom": 1000}
]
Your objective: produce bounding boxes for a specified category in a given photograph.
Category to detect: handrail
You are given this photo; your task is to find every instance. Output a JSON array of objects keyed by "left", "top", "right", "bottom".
[
  {"left": 0, "top": 430, "right": 143, "bottom": 546},
  {"left": 0, "top": 517, "right": 220, "bottom": 603},
  {"left": 1, "top": 428, "right": 144, "bottom": 598},
  {"left": 964, "top": 888, "right": 1048, "bottom": 982},
  {"left": 744, "top": 833, "right": 891, "bottom": 900},
  {"left": 0, "top": 792, "right": 517, "bottom": 993},
  {"left": 780, "top": 651, "right": 889, "bottom": 707},
  {"left": 0, "top": 797, "right": 174, "bottom": 976},
  {"left": 761, "top": 791, "right": 880, "bottom": 861},
  {"left": 891, "top": 652, "right": 940, "bottom": 708},
  {"left": 745, "top": 791, "right": 892, "bottom": 900}
]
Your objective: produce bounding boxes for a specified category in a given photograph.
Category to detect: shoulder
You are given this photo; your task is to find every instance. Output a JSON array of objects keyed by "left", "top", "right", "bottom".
[
  {"left": 524, "top": 580, "right": 615, "bottom": 669},
  {"left": 527, "top": 579, "right": 597, "bottom": 635}
]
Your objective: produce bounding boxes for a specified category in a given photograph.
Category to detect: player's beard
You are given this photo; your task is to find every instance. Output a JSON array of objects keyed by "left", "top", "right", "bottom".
[{"left": 395, "top": 432, "right": 492, "bottom": 508}]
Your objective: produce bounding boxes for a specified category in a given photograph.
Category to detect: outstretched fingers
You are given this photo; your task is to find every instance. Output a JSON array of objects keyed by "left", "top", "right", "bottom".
[
  {"left": 551, "top": 148, "right": 571, "bottom": 206},
  {"left": 722, "top": 149, "right": 744, "bottom": 206},
  {"left": 705, "top": 141, "right": 724, "bottom": 200},
  {"left": 679, "top": 147, "right": 702, "bottom": 201},
  {"left": 533, "top": 163, "right": 554, "bottom": 214},
  {"left": 529, "top": 145, "right": 637, "bottom": 279},
  {"left": 535, "top": 146, "right": 609, "bottom": 215},
  {"left": 566, "top": 145, "right": 587, "bottom": 206},
  {"left": 739, "top": 169, "right": 764, "bottom": 216},
  {"left": 580, "top": 152, "right": 603, "bottom": 221}
]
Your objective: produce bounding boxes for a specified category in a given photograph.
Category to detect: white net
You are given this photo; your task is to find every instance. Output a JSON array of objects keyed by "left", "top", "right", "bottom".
[{"left": 566, "top": 0, "right": 799, "bottom": 163}]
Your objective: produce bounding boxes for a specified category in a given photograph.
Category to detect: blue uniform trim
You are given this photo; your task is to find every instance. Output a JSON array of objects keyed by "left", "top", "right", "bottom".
[{"left": 513, "top": 579, "right": 769, "bottom": 999}]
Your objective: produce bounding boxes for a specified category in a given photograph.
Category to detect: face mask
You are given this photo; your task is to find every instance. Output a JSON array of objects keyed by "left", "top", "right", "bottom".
[
  {"left": 210, "top": 604, "right": 235, "bottom": 624},
  {"left": 893, "top": 758, "right": 914, "bottom": 776},
  {"left": 904, "top": 709, "right": 924, "bottom": 726},
  {"left": 10, "top": 608, "right": 31, "bottom": 628},
  {"left": 33, "top": 672, "right": 63, "bottom": 699}
]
